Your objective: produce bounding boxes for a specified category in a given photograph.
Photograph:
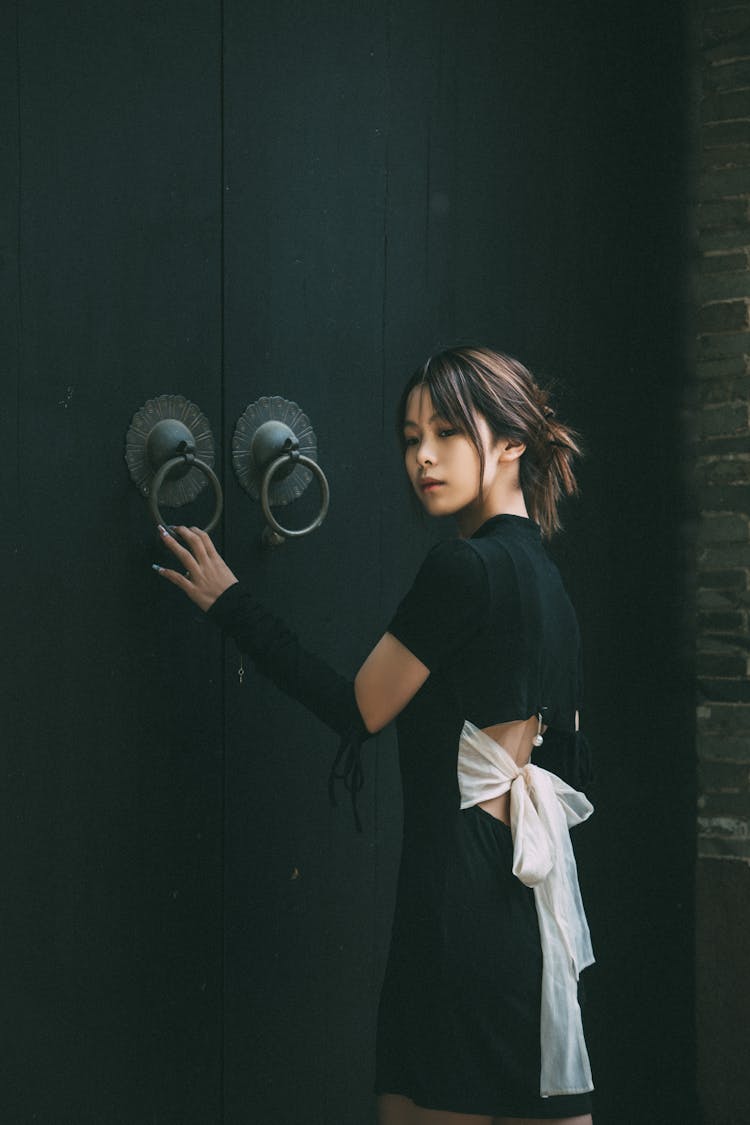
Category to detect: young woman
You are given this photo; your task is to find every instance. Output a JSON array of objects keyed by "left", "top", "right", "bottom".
[{"left": 154, "top": 346, "right": 595, "bottom": 1125}]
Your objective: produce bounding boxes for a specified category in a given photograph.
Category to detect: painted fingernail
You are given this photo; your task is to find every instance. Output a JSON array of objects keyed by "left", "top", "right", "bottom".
[
  {"left": 158, "top": 525, "right": 169, "bottom": 537},
  {"left": 152, "top": 564, "right": 163, "bottom": 573}
]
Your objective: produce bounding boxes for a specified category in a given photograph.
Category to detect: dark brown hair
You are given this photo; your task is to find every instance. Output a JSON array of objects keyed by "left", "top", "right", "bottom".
[{"left": 397, "top": 346, "right": 581, "bottom": 538}]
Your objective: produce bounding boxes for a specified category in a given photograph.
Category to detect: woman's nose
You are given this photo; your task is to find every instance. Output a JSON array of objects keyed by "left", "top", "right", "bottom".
[{"left": 417, "top": 441, "right": 435, "bottom": 466}]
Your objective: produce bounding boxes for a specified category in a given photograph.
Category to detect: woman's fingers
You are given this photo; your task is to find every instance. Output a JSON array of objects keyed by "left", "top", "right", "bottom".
[
  {"left": 153, "top": 564, "right": 190, "bottom": 591},
  {"left": 153, "top": 560, "right": 216, "bottom": 611},
  {"left": 172, "top": 525, "right": 211, "bottom": 563},
  {"left": 157, "top": 524, "right": 195, "bottom": 564},
  {"left": 153, "top": 525, "right": 239, "bottom": 612}
]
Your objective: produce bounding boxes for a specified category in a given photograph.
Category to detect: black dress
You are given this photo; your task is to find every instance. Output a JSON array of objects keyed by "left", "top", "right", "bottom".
[
  {"left": 376, "top": 513, "right": 592, "bottom": 1118},
  {"left": 208, "top": 513, "right": 593, "bottom": 1119}
]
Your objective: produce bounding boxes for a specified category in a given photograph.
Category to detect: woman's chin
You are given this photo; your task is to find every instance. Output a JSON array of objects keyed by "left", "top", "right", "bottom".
[{"left": 416, "top": 490, "right": 461, "bottom": 516}]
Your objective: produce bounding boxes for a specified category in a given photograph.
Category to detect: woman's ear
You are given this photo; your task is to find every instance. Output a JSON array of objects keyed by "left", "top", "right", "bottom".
[{"left": 498, "top": 438, "right": 526, "bottom": 462}]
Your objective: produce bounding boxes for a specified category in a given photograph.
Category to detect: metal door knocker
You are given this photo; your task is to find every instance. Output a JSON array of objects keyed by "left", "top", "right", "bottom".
[
  {"left": 232, "top": 396, "right": 330, "bottom": 547},
  {"left": 125, "top": 394, "right": 223, "bottom": 532}
]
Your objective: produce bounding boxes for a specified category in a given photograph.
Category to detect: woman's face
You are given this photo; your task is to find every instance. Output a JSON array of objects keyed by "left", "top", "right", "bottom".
[{"left": 402, "top": 386, "right": 505, "bottom": 521}]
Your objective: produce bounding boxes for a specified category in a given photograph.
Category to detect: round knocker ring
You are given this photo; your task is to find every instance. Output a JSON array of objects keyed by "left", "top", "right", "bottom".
[
  {"left": 148, "top": 454, "right": 224, "bottom": 533},
  {"left": 260, "top": 451, "right": 330, "bottom": 540}
]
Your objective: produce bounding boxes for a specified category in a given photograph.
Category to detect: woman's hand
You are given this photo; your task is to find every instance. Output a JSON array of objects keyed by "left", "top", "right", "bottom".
[{"left": 153, "top": 525, "right": 239, "bottom": 612}]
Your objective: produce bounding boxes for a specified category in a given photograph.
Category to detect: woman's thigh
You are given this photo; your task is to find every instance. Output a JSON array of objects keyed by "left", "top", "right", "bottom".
[
  {"left": 495, "top": 1117, "right": 592, "bottom": 1125},
  {"left": 377, "top": 1093, "right": 493, "bottom": 1125},
  {"left": 378, "top": 1099, "right": 592, "bottom": 1125}
]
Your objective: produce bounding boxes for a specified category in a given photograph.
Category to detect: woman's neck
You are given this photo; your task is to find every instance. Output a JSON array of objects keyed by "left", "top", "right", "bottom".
[{"left": 456, "top": 486, "right": 529, "bottom": 538}]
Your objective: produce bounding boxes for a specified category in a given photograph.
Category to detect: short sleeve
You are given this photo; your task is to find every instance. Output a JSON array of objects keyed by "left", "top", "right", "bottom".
[{"left": 387, "top": 539, "right": 489, "bottom": 671}]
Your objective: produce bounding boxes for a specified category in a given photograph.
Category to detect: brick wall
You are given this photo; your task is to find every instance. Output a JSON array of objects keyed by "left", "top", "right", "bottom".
[{"left": 694, "top": 3, "right": 750, "bottom": 1121}]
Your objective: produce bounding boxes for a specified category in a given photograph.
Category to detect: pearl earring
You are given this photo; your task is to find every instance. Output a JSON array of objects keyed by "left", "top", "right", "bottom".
[{"left": 532, "top": 713, "right": 544, "bottom": 747}]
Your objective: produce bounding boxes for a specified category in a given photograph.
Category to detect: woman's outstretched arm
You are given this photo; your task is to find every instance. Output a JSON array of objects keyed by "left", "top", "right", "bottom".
[{"left": 154, "top": 524, "right": 430, "bottom": 734}]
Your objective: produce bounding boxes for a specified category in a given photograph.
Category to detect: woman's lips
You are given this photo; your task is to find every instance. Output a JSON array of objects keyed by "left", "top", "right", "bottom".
[{"left": 420, "top": 479, "right": 444, "bottom": 492}]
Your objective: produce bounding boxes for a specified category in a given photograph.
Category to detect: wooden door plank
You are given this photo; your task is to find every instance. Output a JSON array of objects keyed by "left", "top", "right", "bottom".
[
  {"left": 2, "top": 3, "right": 224, "bottom": 1121},
  {"left": 221, "top": 2, "right": 390, "bottom": 1120}
]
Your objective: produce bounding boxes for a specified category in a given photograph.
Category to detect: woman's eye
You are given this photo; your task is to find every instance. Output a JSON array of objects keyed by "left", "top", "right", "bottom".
[
  {"left": 404, "top": 436, "right": 419, "bottom": 447},
  {"left": 439, "top": 428, "right": 458, "bottom": 438}
]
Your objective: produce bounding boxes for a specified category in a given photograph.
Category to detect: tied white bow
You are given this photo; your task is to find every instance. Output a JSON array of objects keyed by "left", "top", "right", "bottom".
[{"left": 458, "top": 720, "right": 595, "bottom": 1098}]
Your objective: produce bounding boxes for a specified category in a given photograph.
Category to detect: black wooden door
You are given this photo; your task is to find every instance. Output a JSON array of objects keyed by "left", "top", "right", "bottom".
[
  {"left": 5, "top": 2, "right": 694, "bottom": 1124},
  {"left": 5, "top": 2, "right": 224, "bottom": 1122}
]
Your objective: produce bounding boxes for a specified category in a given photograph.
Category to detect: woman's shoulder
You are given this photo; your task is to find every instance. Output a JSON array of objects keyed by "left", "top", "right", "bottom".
[
  {"left": 388, "top": 538, "right": 491, "bottom": 668},
  {"left": 417, "top": 536, "right": 489, "bottom": 589}
]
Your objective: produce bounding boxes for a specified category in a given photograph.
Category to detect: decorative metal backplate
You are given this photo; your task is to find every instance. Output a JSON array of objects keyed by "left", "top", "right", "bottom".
[
  {"left": 233, "top": 396, "right": 317, "bottom": 504},
  {"left": 125, "top": 394, "right": 216, "bottom": 506}
]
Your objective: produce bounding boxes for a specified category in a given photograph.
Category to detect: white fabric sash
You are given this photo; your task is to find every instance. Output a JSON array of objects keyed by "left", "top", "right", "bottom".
[{"left": 458, "top": 719, "right": 595, "bottom": 1097}]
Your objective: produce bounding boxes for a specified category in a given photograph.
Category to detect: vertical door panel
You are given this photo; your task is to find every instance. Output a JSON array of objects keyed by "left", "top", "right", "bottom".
[
  {"left": 222, "top": 5, "right": 392, "bottom": 1120},
  {"left": 3, "top": 4, "right": 224, "bottom": 1121}
]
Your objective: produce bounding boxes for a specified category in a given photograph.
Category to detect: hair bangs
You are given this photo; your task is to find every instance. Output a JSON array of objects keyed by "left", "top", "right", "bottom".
[{"left": 421, "top": 355, "right": 479, "bottom": 438}]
